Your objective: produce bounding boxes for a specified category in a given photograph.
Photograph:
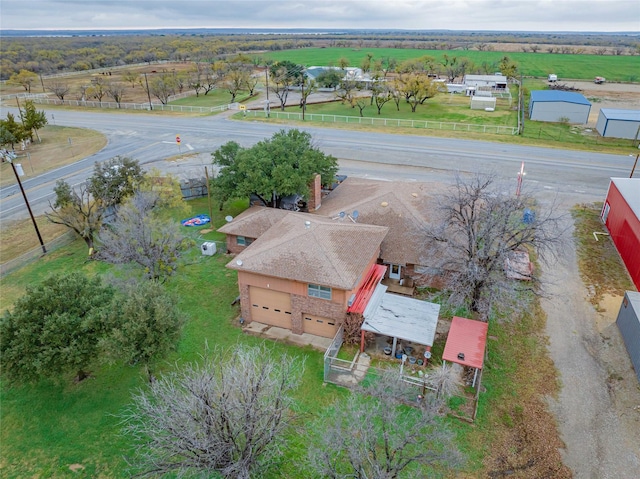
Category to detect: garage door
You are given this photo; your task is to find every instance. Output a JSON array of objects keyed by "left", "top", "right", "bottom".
[
  {"left": 249, "top": 287, "right": 292, "bottom": 329},
  {"left": 303, "top": 313, "right": 338, "bottom": 338}
]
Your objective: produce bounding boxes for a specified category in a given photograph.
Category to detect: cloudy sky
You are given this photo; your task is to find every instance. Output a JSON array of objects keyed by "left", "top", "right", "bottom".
[{"left": 1, "top": 0, "right": 638, "bottom": 32}]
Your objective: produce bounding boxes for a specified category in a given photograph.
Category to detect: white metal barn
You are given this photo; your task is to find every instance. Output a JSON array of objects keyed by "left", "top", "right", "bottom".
[
  {"left": 596, "top": 109, "right": 640, "bottom": 139},
  {"left": 470, "top": 96, "right": 497, "bottom": 110},
  {"left": 463, "top": 74, "right": 507, "bottom": 89},
  {"left": 528, "top": 90, "right": 591, "bottom": 124}
]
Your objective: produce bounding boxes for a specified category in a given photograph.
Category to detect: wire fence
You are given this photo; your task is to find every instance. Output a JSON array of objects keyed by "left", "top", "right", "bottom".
[
  {"left": 0, "top": 231, "right": 77, "bottom": 277},
  {"left": 245, "top": 110, "right": 518, "bottom": 135},
  {"left": 25, "top": 96, "right": 233, "bottom": 113}
]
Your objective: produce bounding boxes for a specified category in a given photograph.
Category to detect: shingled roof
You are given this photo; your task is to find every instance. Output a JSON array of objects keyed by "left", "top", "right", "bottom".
[
  {"left": 315, "top": 177, "right": 446, "bottom": 266},
  {"left": 217, "top": 206, "right": 289, "bottom": 238},
  {"left": 227, "top": 212, "right": 388, "bottom": 290}
]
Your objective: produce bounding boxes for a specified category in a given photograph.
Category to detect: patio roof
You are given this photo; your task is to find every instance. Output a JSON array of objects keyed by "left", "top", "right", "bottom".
[
  {"left": 361, "top": 294, "right": 440, "bottom": 347},
  {"left": 442, "top": 316, "right": 488, "bottom": 369}
]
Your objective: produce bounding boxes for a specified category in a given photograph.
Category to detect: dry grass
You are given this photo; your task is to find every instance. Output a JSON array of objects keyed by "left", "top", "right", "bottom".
[
  {"left": 0, "top": 216, "right": 69, "bottom": 265},
  {"left": 571, "top": 203, "right": 634, "bottom": 304},
  {"left": 0, "top": 125, "right": 106, "bottom": 187}
]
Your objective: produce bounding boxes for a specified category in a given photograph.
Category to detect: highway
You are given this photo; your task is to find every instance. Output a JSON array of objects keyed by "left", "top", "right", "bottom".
[{"left": 0, "top": 107, "right": 633, "bottom": 222}]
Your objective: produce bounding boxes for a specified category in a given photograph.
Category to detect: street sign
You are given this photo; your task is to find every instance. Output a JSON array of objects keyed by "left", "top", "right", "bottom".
[
  {"left": 239, "top": 105, "right": 246, "bottom": 110},
  {"left": 176, "top": 135, "right": 181, "bottom": 144}
]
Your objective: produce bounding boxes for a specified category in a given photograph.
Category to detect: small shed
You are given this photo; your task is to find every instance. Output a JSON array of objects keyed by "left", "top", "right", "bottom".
[
  {"left": 442, "top": 316, "right": 488, "bottom": 388},
  {"left": 596, "top": 109, "right": 640, "bottom": 139},
  {"left": 470, "top": 96, "right": 497, "bottom": 110},
  {"left": 616, "top": 291, "right": 640, "bottom": 383},
  {"left": 601, "top": 178, "right": 640, "bottom": 290},
  {"left": 529, "top": 90, "right": 591, "bottom": 124}
]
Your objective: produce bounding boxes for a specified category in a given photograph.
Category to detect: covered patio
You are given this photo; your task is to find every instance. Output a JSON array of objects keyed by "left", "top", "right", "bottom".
[{"left": 360, "top": 285, "right": 440, "bottom": 365}]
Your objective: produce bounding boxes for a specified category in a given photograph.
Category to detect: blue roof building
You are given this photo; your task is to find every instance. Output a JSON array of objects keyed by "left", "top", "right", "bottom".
[
  {"left": 529, "top": 90, "right": 591, "bottom": 124},
  {"left": 596, "top": 108, "right": 640, "bottom": 139}
]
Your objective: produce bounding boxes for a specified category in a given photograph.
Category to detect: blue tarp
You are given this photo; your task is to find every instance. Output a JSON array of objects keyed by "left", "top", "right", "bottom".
[{"left": 181, "top": 214, "right": 211, "bottom": 227}]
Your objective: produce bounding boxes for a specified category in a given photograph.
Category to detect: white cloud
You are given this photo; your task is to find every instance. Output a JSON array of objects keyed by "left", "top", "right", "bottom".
[{"left": 1, "top": 0, "right": 638, "bottom": 31}]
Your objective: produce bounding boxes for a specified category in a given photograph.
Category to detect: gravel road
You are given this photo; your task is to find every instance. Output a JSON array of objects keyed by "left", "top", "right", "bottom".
[{"left": 541, "top": 197, "right": 640, "bottom": 479}]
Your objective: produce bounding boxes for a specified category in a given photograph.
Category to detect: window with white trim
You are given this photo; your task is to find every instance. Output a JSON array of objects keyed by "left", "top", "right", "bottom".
[{"left": 308, "top": 284, "right": 332, "bottom": 300}]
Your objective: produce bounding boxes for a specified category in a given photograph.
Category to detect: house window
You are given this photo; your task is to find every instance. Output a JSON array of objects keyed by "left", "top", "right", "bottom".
[
  {"left": 601, "top": 202, "right": 610, "bottom": 224},
  {"left": 308, "top": 284, "right": 332, "bottom": 300},
  {"left": 237, "top": 236, "right": 253, "bottom": 246}
]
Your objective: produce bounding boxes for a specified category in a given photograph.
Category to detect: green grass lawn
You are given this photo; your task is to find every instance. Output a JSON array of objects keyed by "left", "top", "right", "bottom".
[
  {"left": 170, "top": 88, "right": 255, "bottom": 107},
  {"left": 0, "top": 196, "right": 572, "bottom": 478},
  {"left": 261, "top": 47, "right": 640, "bottom": 82}
]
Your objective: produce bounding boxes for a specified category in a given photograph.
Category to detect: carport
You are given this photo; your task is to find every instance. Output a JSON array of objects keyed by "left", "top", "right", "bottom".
[
  {"left": 442, "top": 316, "right": 488, "bottom": 388},
  {"left": 360, "top": 285, "right": 440, "bottom": 362}
]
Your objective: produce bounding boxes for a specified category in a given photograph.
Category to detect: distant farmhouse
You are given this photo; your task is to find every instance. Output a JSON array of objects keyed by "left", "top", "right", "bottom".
[{"left": 529, "top": 90, "right": 591, "bottom": 124}]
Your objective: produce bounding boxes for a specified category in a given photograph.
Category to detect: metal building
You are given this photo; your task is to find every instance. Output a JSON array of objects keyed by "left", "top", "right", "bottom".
[
  {"left": 601, "top": 178, "right": 640, "bottom": 290},
  {"left": 616, "top": 291, "right": 640, "bottom": 383},
  {"left": 596, "top": 109, "right": 640, "bottom": 139},
  {"left": 528, "top": 90, "right": 591, "bottom": 124}
]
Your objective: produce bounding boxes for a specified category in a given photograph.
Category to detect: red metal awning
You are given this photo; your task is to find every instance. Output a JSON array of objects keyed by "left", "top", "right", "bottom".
[
  {"left": 442, "top": 316, "right": 488, "bottom": 369},
  {"left": 347, "top": 264, "right": 387, "bottom": 314}
]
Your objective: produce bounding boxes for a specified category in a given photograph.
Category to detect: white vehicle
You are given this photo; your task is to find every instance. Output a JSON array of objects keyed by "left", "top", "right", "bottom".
[
  {"left": 594, "top": 76, "right": 606, "bottom": 84},
  {"left": 548, "top": 74, "right": 558, "bottom": 82}
]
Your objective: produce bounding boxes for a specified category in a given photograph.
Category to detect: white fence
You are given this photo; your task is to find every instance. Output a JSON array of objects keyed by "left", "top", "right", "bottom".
[{"left": 247, "top": 110, "right": 518, "bottom": 135}]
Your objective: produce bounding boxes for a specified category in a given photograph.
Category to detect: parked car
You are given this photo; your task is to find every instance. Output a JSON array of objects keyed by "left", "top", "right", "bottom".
[{"left": 594, "top": 76, "right": 606, "bottom": 84}]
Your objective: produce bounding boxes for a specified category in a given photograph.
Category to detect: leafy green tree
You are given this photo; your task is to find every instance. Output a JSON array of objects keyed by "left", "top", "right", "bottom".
[
  {"left": 269, "top": 60, "right": 303, "bottom": 110},
  {"left": 396, "top": 73, "right": 443, "bottom": 112},
  {"left": 88, "top": 156, "right": 144, "bottom": 208},
  {"left": 0, "top": 112, "right": 28, "bottom": 149},
  {"left": 315, "top": 69, "right": 344, "bottom": 89},
  {"left": 100, "top": 279, "right": 185, "bottom": 382},
  {"left": 20, "top": 100, "right": 47, "bottom": 142},
  {"left": 47, "top": 156, "right": 143, "bottom": 252},
  {"left": 211, "top": 129, "right": 338, "bottom": 209},
  {"left": 8, "top": 69, "right": 38, "bottom": 93},
  {"left": 499, "top": 55, "right": 519, "bottom": 80},
  {"left": 0, "top": 272, "right": 115, "bottom": 383},
  {"left": 97, "top": 191, "right": 192, "bottom": 281}
]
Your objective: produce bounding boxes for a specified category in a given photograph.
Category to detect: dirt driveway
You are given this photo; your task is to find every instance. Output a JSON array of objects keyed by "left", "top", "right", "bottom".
[
  {"left": 557, "top": 81, "right": 640, "bottom": 126},
  {"left": 540, "top": 196, "right": 640, "bottom": 478}
]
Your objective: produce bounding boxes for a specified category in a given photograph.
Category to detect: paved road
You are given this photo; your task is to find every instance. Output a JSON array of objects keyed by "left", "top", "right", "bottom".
[{"left": 0, "top": 107, "right": 634, "bottom": 222}]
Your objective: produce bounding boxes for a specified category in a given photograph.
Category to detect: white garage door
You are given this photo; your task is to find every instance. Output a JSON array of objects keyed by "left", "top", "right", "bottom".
[
  {"left": 249, "top": 287, "right": 292, "bottom": 329},
  {"left": 303, "top": 313, "right": 338, "bottom": 338}
]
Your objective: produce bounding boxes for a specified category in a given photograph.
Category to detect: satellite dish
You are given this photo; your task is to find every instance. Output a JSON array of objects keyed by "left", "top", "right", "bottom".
[
  {"left": 352, "top": 210, "right": 359, "bottom": 220},
  {"left": 225, "top": 215, "right": 233, "bottom": 223},
  {"left": 236, "top": 259, "right": 243, "bottom": 266}
]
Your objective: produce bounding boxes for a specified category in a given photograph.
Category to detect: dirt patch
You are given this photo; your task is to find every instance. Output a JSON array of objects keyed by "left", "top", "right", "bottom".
[{"left": 556, "top": 81, "right": 640, "bottom": 126}]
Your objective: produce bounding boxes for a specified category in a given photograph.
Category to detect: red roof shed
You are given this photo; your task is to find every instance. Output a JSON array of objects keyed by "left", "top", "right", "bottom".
[
  {"left": 442, "top": 316, "right": 488, "bottom": 369},
  {"left": 601, "top": 178, "right": 640, "bottom": 290}
]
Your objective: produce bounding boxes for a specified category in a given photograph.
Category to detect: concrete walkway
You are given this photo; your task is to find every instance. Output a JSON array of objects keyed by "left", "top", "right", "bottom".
[{"left": 242, "top": 321, "right": 333, "bottom": 351}]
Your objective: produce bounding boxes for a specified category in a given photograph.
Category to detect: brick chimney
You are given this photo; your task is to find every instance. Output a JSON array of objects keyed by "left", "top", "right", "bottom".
[{"left": 307, "top": 173, "right": 322, "bottom": 211}]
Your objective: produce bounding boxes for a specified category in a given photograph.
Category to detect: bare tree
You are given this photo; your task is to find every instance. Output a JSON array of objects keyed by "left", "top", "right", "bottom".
[
  {"left": 97, "top": 191, "right": 191, "bottom": 281},
  {"left": 147, "top": 73, "right": 177, "bottom": 105},
  {"left": 424, "top": 173, "right": 566, "bottom": 320},
  {"left": 122, "top": 345, "right": 304, "bottom": 479},
  {"left": 307, "top": 372, "right": 462, "bottom": 478},
  {"left": 122, "top": 70, "right": 139, "bottom": 88},
  {"left": 106, "top": 82, "right": 126, "bottom": 108},
  {"left": 48, "top": 81, "right": 70, "bottom": 100},
  {"left": 88, "top": 76, "right": 107, "bottom": 104}
]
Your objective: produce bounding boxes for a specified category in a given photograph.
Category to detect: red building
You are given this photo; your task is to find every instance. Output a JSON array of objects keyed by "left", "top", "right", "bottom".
[{"left": 601, "top": 178, "right": 640, "bottom": 290}]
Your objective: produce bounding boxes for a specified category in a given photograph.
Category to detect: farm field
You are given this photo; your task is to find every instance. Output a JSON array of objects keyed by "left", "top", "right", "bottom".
[{"left": 262, "top": 47, "right": 640, "bottom": 82}]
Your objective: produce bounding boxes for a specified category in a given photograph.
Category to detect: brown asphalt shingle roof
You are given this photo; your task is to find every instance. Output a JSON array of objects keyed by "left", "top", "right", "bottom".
[
  {"left": 217, "top": 206, "right": 289, "bottom": 238},
  {"left": 315, "top": 177, "right": 446, "bottom": 266},
  {"left": 227, "top": 213, "right": 388, "bottom": 290}
]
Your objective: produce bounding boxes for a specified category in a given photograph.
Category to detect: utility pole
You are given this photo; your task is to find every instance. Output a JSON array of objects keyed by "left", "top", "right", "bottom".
[
  {"left": 631, "top": 153, "right": 639, "bottom": 178},
  {"left": 143, "top": 72, "right": 153, "bottom": 111},
  {"left": 264, "top": 64, "right": 270, "bottom": 118},
  {"left": 1, "top": 150, "right": 46, "bottom": 254}
]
